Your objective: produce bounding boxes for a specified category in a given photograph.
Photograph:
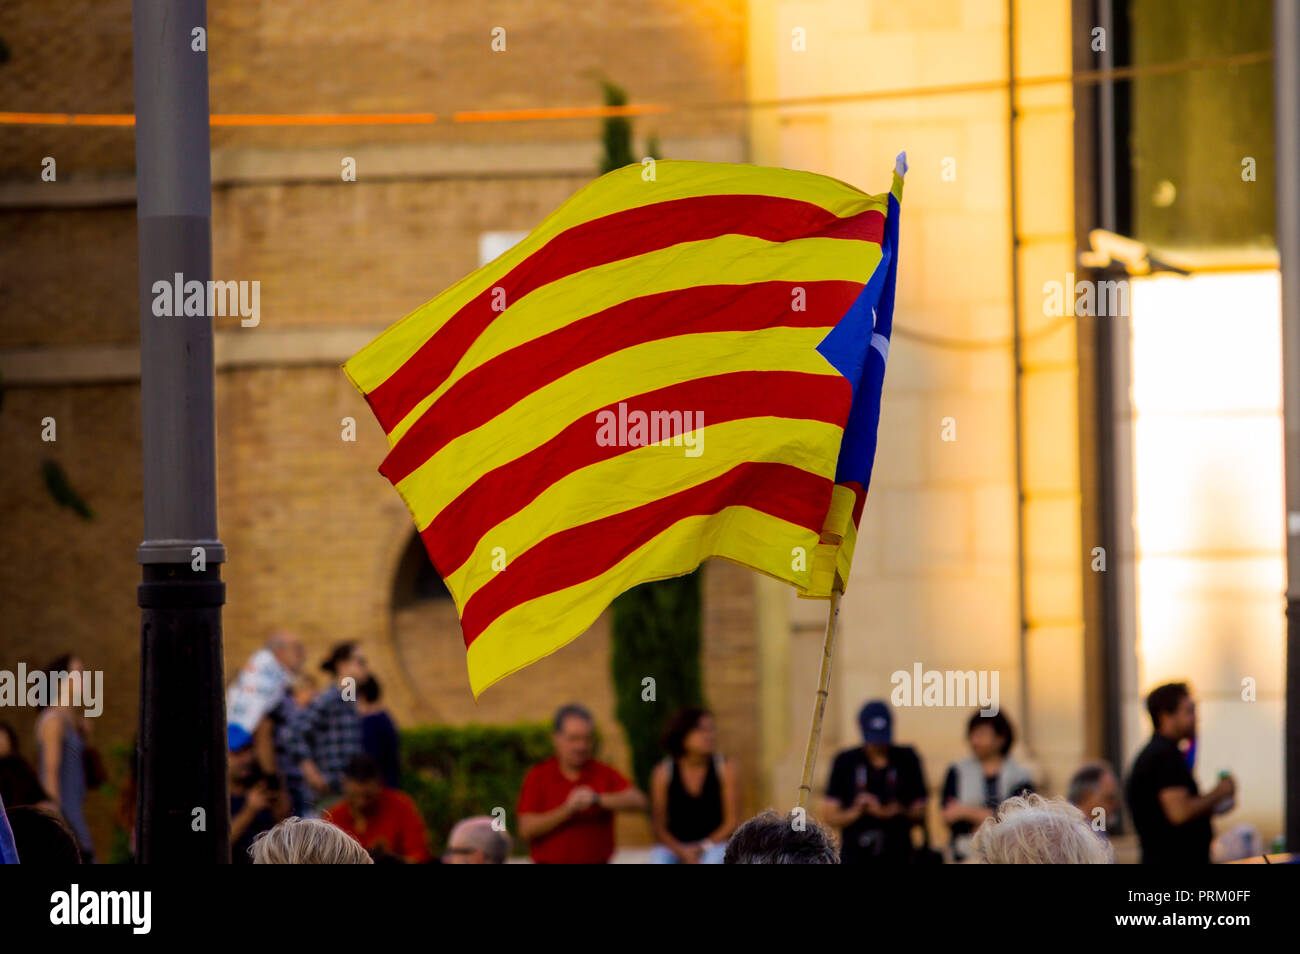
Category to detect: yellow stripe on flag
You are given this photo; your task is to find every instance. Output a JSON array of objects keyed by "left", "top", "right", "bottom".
[
  {"left": 444, "top": 415, "right": 845, "bottom": 604},
  {"left": 465, "top": 507, "right": 822, "bottom": 695},
  {"left": 344, "top": 161, "right": 886, "bottom": 398},
  {"left": 394, "top": 326, "right": 840, "bottom": 529},
  {"left": 385, "top": 232, "right": 884, "bottom": 445}
]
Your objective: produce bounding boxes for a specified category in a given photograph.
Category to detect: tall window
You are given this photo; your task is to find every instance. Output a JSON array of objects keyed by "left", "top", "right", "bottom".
[{"left": 1122, "top": 0, "right": 1274, "bottom": 250}]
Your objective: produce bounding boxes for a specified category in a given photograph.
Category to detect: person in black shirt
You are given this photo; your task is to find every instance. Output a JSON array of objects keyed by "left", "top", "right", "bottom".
[
  {"left": 821, "top": 700, "right": 928, "bottom": 864},
  {"left": 649, "top": 706, "right": 738, "bottom": 863},
  {"left": 1125, "top": 682, "right": 1235, "bottom": 864},
  {"left": 358, "top": 676, "right": 402, "bottom": 789},
  {"left": 0, "top": 722, "right": 54, "bottom": 812}
]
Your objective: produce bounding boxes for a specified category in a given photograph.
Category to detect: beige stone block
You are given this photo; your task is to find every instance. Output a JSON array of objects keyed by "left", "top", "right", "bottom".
[
  {"left": 830, "top": 116, "right": 916, "bottom": 186},
  {"left": 787, "top": 584, "right": 831, "bottom": 630},
  {"left": 962, "top": 0, "right": 1007, "bottom": 31},
  {"left": 878, "top": 486, "right": 974, "bottom": 573},
  {"left": 1014, "top": 111, "right": 1075, "bottom": 237},
  {"left": 1023, "top": 493, "right": 1083, "bottom": 569},
  {"left": 1024, "top": 622, "right": 1087, "bottom": 754},
  {"left": 1022, "top": 318, "right": 1079, "bottom": 369},
  {"left": 887, "top": 334, "right": 972, "bottom": 394},
  {"left": 914, "top": 30, "right": 1007, "bottom": 89},
  {"left": 855, "top": 482, "right": 887, "bottom": 576},
  {"left": 924, "top": 391, "right": 1016, "bottom": 485},
  {"left": 918, "top": 210, "right": 1011, "bottom": 308},
  {"left": 971, "top": 301, "right": 1015, "bottom": 339},
  {"left": 893, "top": 303, "right": 981, "bottom": 350},
  {"left": 1015, "top": 83, "right": 1072, "bottom": 112},
  {"left": 958, "top": 119, "right": 1011, "bottom": 214},
  {"left": 920, "top": 576, "right": 1021, "bottom": 667},
  {"left": 867, "top": 120, "right": 967, "bottom": 211},
  {"left": 837, "top": 578, "right": 928, "bottom": 666},
  {"left": 871, "top": 392, "right": 927, "bottom": 487},
  {"left": 869, "top": 0, "right": 965, "bottom": 31},
  {"left": 1018, "top": 238, "right": 1078, "bottom": 339},
  {"left": 972, "top": 481, "right": 1020, "bottom": 565},
  {"left": 1025, "top": 566, "right": 1083, "bottom": 625},
  {"left": 1014, "top": 0, "right": 1072, "bottom": 80},
  {"left": 968, "top": 345, "right": 1014, "bottom": 394},
  {"left": 1021, "top": 366, "right": 1080, "bottom": 491},
  {"left": 838, "top": 577, "right": 1020, "bottom": 745}
]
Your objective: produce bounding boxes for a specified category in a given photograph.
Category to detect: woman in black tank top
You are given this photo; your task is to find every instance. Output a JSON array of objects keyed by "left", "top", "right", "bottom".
[{"left": 649, "top": 707, "right": 737, "bottom": 864}]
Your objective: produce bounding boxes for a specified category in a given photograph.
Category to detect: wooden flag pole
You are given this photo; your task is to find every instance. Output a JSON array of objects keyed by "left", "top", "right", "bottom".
[{"left": 796, "top": 586, "right": 843, "bottom": 809}]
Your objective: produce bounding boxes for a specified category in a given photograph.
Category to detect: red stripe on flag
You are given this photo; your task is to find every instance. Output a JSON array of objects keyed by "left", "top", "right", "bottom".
[
  {"left": 379, "top": 280, "right": 863, "bottom": 485},
  {"left": 365, "top": 195, "right": 884, "bottom": 431},
  {"left": 419, "top": 369, "right": 851, "bottom": 576},
  {"left": 458, "top": 460, "right": 832, "bottom": 645}
]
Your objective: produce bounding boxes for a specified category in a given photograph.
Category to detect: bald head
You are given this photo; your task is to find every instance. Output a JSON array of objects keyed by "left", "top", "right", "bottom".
[
  {"left": 267, "top": 630, "right": 305, "bottom": 675},
  {"left": 445, "top": 816, "right": 511, "bottom": 864}
]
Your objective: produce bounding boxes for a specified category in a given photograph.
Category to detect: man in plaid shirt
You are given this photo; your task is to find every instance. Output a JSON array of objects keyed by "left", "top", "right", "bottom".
[{"left": 286, "top": 642, "right": 368, "bottom": 804}]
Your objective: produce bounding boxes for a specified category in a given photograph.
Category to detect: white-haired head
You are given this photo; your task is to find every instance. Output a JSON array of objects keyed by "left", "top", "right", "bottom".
[
  {"left": 250, "top": 817, "right": 374, "bottom": 865},
  {"left": 972, "top": 794, "right": 1114, "bottom": 864}
]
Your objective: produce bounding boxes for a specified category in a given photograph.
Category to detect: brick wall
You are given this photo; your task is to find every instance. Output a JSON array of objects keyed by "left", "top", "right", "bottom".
[
  {"left": 211, "top": 174, "right": 593, "bottom": 333},
  {"left": 1, "top": 357, "right": 765, "bottom": 852},
  {"left": 0, "top": 382, "right": 144, "bottom": 855},
  {"left": 0, "top": 0, "right": 746, "bottom": 175},
  {"left": 0, "top": 205, "right": 138, "bottom": 350},
  {"left": 0, "top": 0, "right": 762, "bottom": 856}
]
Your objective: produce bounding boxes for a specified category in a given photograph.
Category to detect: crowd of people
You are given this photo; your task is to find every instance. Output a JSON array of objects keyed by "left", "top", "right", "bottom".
[
  {"left": 814, "top": 680, "right": 1237, "bottom": 865},
  {"left": 218, "top": 642, "right": 1246, "bottom": 865},
  {"left": 0, "top": 636, "right": 1246, "bottom": 864}
]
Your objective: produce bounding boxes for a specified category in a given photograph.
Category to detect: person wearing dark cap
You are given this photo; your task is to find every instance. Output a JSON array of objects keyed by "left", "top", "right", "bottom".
[
  {"left": 820, "top": 700, "right": 928, "bottom": 865},
  {"left": 284, "top": 641, "right": 368, "bottom": 806},
  {"left": 229, "top": 733, "right": 290, "bottom": 863}
]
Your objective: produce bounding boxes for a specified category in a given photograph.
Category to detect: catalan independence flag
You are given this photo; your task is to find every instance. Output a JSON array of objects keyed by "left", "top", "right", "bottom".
[{"left": 346, "top": 156, "right": 905, "bottom": 695}]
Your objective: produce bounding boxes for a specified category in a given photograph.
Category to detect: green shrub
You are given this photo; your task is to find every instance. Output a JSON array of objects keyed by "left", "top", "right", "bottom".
[
  {"left": 105, "top": 727, "right": 554, "bottom": 860},
  {"left": 104, "top": 740, "right": 135, "bottom": 864},
  {"left": 599, "top": 81, "right": 635, "bottom": 173},
  {"left": 399, "top": 723, "right": 553, "bottom": 855},
  {"left": 610, "top": 569, "right": 705, "bottom": 790}
]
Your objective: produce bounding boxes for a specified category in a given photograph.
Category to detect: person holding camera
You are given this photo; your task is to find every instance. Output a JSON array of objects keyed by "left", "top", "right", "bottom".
[
  {"left": 822, "top": 701, "right": 930, "bottom": 865},
  {"left": 229, "top": 735, "right": 291, "bottom": 863}
]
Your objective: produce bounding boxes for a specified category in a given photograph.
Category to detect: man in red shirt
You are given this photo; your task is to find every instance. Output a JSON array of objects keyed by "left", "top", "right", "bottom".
[
  {"left": 326, "top": 754, "right": 430, "bottom": 863},
  {"left": 517, "top": 703, "right": 647, "bottom": 863}
]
